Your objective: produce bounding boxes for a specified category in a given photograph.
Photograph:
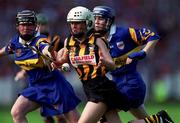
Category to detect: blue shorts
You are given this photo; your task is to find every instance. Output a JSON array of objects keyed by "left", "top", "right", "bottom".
[
  {"left": 112, "top": 71, "right": 146, "bottom": 109},
  {"left": 20, "top": 70, "right": 81, "bottom": 117}
]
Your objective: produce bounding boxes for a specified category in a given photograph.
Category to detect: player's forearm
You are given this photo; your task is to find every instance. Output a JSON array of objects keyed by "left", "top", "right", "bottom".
[
  {"left": 104, "top": 60, "right": 116, "bottom": 70},
  {"left": 56, "top": 48, "right": 69, "bottom": 63},
  {"left": 143, "top": 40, "right": 158, "bottom": 55},
  {"left": 0, "top": 47, "right": 7, "bottom": 57}
]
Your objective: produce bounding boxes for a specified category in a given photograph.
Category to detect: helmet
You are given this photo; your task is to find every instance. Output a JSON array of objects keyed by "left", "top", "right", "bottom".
[
  {"left": 93, "top": 6, "right": 115, "bottom": 21},
  {"left": 67, "top": 6, "right": 94, "bottom": 31},
  {"left": 36, "top": 13, "right": 48, "bottom": 24},
  {"left": 16, "top": 10, "right": 37, "bottom": 25},
  {"left": 93, "top": 6, "right": 115, "bottom": 34}
]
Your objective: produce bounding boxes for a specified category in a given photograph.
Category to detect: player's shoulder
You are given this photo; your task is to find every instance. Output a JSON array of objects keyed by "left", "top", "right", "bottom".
[
  {"left": 9, "top": 34, "right": 20, "bottom": 44},
  {"left": 117, "top": 26, "right": 129, "bottom": 31},
  {"left": 34, "top": 34, "right": 47, "bottom": 41},
  {"left": 31, "top": 35, "right": 48, "bottom": 46},
  {"left": 38, "top": 34, "right": 47, "bottom": 38},
  {"left": 114, "top": 26, "right": 130, "bottom": 36},
  {"left": 53, "top": 34, "right": 60, "bottom": 38}
]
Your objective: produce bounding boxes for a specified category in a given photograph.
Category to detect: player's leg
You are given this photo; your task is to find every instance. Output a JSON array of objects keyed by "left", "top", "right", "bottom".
[
  {"left": 64, "top": 109, "right": 79, "bottom": 123},
  {"left": 78, "top": 101, "right": 107, "bottom": 123},
  {"left": 11, "top": 95, "right": 40, "bottom": 123},
  {"left": 56, "top": 115, "right": 67, "bottom": 123},
  {"left": 129, "top": 104, "right": 149, "bottom": 119},
  {"left": 104, "top": 110, "right": 122, "bottom": 123},
  {"left": 128, "top": 119, "right": 145, "bottom": 123},
  {"left": 128, "top": 110, "right": 174, "bottom": 123},
  {"left": 44, "top": 116, "right": 55, "bottom": 123},
  {"left": 98, "top": 115, "right": 107, "bottom": 123}
]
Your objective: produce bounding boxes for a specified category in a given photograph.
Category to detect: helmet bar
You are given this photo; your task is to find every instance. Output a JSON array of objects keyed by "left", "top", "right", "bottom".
[{"left": 16, "top": 10, "right": 37, "bottom": 25}]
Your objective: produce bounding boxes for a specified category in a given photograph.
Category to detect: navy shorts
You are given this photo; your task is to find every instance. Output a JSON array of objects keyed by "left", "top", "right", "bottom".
[
  {"left": 112, "top": 71, "right": 146, "bottom": 109},
  {"left": 21, "top": 70, "right": 81, "bottom": 117}
]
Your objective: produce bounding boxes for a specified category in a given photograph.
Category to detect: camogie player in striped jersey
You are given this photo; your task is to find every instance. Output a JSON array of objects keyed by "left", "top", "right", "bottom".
[{"left": 53, "top": 6, "right": 135, "bottom": 123}]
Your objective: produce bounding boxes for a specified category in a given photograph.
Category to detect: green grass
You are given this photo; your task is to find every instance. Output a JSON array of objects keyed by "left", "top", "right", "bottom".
[{"left": 0, "top": 102, "right": 179, "bottom": 123}]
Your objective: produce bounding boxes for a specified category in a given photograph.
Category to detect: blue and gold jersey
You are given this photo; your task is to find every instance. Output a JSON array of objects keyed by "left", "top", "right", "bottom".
[
  {"left": 108, "top": 25, "right": 160, "bottom": 74},
  {"left": 5, "top": 34, "right": 49, "bottom": 71}
]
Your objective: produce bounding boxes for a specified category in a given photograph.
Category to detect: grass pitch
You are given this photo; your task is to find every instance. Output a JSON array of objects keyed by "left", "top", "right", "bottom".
[{"left": 0, "top": 102, "right": 179, "bottom": 123}]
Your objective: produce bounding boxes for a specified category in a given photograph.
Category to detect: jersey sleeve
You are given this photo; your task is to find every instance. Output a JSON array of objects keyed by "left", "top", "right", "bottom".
[
  {"left": 5, "top": 39, "right": 15, "bottom": 54},
  {"left": 35, "top": 37, "right": 49, "bottom": 52},
  {"left": 52, "top": 35, "right": 62, "bottom": 51},
  {"left": 129, "top": 27, "right": 160, "bottom": 45}
]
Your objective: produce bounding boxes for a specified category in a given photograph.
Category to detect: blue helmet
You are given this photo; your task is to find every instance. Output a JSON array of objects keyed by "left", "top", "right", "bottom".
[
  {"left": 93, "top": 6, "right": 115, "bottom": 34},
  {"left": 93, "top": 6, "right": 115, "bottom": 23}
]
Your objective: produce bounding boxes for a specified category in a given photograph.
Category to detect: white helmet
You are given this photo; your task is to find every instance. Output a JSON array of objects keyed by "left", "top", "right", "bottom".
[{"left": 67, "top": 6, "right": 94, "bottom": 31}]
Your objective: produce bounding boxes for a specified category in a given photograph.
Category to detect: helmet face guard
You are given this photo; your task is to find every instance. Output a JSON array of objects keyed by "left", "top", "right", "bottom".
[
  {"left": 67, "top": 6, "right": 95, "bottom": 37},
  {"left": 16, "top": 10, "right": 37, "bottom": 41},
  {"left": 16, "top": 10, "right": 37, "bottom": 25}
]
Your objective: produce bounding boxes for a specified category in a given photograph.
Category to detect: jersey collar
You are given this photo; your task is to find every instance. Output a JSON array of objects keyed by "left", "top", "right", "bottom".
[{"left": 107, "top": 24, "right": 116, "bottom": 42}]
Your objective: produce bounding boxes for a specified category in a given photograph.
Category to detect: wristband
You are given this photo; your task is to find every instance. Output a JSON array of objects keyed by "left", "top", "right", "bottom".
[{"left": 128, "top": 50, "right": 146, "bottom": 60}]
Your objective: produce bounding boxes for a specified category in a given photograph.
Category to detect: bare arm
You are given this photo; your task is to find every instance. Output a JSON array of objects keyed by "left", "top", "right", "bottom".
[
  {"left": 52, "top": 38, "right": 69, "bottom": 68},
  {"left": 126, "top": 40, "right": 158, "bottom": 64},
  {"left": 14, "top": 69, "right": 26, "bottom": 81},
  {"left": 0, "top": 47, "right": 7, "bottom": 57},
  {"left": 143, "top": 40, "right": 158, "bottom": 55},
  {"left": 96, "top": 38, "right": 116, "bottom": 70}
]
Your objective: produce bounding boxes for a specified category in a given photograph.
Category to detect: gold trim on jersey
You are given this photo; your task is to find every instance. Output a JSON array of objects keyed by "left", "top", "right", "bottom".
[
  {"left": 129, "top": 28, "right": 142, "bottom": 45},
  {"left": 140, "top": 31, "right": 155, "bottom": 41},
  {"left": 113, "top": 47, "right": 141, "bottom": 68},
  {"left": 36, "top": 38, "right": 48, "bottom": 48},
  {"left": 15, "top": 57, "right": 45, "bottom": 70}
]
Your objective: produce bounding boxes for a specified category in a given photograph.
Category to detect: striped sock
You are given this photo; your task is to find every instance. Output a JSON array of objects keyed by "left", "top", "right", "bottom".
[{"left": 144, "top": 114, "right": 161, "bottom": 123}]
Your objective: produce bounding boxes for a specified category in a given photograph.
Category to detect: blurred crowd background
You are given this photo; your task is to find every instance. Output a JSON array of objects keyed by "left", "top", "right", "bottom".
[{"left": 0, "top": 0, "right": 179, "bottom": 106}]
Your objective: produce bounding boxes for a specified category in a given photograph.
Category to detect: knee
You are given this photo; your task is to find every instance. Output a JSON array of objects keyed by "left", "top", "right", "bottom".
[
  {"left": 65, "top": 110, "right": 80, "bottom": 123},
  {"left": 11, "top": 106, "right": 24, "bottom": 120},
  {"left": 78, "top": 120, "right": 87, "bottom": 123},
  {"left": 78, "top": 118, "right": 91, "bottom": 123}
]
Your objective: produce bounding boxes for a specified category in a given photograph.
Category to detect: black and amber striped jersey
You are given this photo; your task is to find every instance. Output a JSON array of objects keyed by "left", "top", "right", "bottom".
[
  {"left": 46, "top": 34, "right": 63, "bottom": 51},
  {"left": 66, "top": 33, "right": 106, "bottom": 81}
]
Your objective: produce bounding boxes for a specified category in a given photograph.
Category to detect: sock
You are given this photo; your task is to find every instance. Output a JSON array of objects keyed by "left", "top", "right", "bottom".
[{"left": 144, "top": 114, "right": 161, "bottom": 123}]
